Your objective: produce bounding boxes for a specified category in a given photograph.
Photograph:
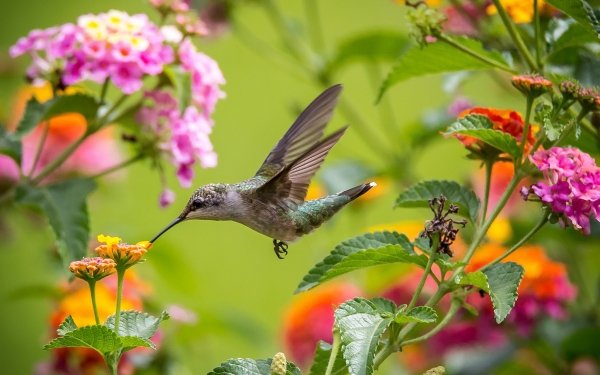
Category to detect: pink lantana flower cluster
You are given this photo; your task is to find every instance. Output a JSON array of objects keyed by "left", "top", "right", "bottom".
[
  {"left": 10, "top": 10, "right": 174, "bottom": 93},
  {"left": 522, "top": 146, "right": 600, "bottom": 234}
]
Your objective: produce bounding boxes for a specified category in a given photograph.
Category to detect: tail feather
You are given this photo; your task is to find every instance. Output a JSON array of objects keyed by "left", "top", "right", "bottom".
[{"left": 339, "top": 182, "right": 377, "bottom": 202}]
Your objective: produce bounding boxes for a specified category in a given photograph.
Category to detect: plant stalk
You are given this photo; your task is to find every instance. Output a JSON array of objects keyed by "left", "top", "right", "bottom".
[
  {"left": 480, "top": 159, "right": 494, "bottom": 226},
  {"left": 28, "top": 120, "right": 50, "bottom": 178},
  {"left": 31, "top": 133, "right": 90, "bottom": 185},
  {"left": 402, "top": 297, "right": 461, "bottom": 346},
  {"left": 407, "top": 236, "right": 439, "bottom": 310},
  {"left": 324, "top": 331, "right": 341, "bottom": 375},
  {"left": 437, "top": 34, "right": 518, "bottom": 74},
  {"left": 482, "top": 212, "right": 549, "bottom": 270},
  {"left": 114, "top": 268, "right": 125, "bottom": 335},
  {"left": 89, "top": 280, "right": 100, "bottom": 325},
  {"left": 490, "top": 0, "right": 537, "bottom": 70},
  {"left": 533, "top": 0, "right": 543, "bottom": 69},
  {"left": 89, "top": 154, "right": 145, "bottom": 180}
]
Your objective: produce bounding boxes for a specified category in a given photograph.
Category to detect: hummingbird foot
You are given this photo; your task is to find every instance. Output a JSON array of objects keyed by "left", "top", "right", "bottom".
[{"left": 272, "top": 239, "right": 288, "bottom": 259}]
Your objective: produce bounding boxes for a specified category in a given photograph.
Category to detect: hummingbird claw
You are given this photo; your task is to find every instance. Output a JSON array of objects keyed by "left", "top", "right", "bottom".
[{"left": 272, "top": 239, "right": 288, "bottom": 259}]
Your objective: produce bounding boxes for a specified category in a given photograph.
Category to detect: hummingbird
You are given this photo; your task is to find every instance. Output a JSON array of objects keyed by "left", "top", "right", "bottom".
[{"left": 149, "top": 84, "right": 375, "bottom": 258}]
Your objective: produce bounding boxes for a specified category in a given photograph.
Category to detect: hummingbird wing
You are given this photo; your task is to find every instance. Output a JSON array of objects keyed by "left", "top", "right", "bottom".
[
  {"left": 257, "top": 127, "right": 347, "bottom": 205},
  {"left": 255, "top": 84, "right": 343, "bottom": 178}
]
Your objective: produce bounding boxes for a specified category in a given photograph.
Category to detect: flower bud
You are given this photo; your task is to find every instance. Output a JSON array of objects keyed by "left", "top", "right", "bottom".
[
  {"left": 270, "top": 352, "right": 287, "bottom": 375},
  {"left": 559, "top": 80, "right": 581, "bottom": 101},
  {"left": 511, "top": 74, "right": 552, "bottom": 98},
  {"left": 406, "top": 2, "right": 446, "bottom": 45},
  {"left": 69, "top": 257, "right": 116, "bottom": 281}
]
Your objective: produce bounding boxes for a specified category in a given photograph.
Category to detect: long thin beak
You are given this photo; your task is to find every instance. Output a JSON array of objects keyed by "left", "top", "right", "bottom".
[{"left": 150, "top": 217, "right": 184, "bottom": 243}]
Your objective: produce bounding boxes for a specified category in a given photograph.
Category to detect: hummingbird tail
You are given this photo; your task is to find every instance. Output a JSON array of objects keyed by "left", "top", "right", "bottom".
[{"left": 339, "top": 182, "right": 377, "bottom": 202}]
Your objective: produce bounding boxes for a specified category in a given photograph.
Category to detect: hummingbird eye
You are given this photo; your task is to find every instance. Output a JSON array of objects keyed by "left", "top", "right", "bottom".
[{"left": 192, "top": 198, "right": 205, "bottom": 209}]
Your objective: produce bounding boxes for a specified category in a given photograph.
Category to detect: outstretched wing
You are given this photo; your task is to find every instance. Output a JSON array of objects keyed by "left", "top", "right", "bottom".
[
  {"left": 257, "top": 127, "right": 347, "bottom": 205},
  {"left": 255, "top": 84, "right": 343, "bottom": 178}
]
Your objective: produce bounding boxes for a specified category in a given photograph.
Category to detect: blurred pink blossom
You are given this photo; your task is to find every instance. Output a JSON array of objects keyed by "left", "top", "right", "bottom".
[{"left": 443, "top": 2, "right": 484, "bottom": 36}]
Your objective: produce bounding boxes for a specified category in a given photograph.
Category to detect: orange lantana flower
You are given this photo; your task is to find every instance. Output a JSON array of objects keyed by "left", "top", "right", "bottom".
[{"left": 456, "top": 107, "right": 536, "bottom": 154}]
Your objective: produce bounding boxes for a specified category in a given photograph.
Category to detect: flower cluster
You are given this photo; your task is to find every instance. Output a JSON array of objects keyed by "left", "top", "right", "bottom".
[
  {"left": 522, "top": 147, "right": 600, "bottom": 234},
  {"left": 69, "top": 257, "right": 116, "bottom": 281},
  {"left": 486, "top": 0, "right": 548, "bottom": 24},
  {"left": 136, "top": 89, "right": 219, "bottom": 191},
  {"left": 511, "top": 74, "right": 552, "bottom": 98},
  {"left": 456, "top": 107, "right": 536, "bottom": 153},
  {"left": 95, "top": 234, "right": 151, "bottom": 267},
  {"left": 10, "top": 10, "right": 174, "bottom": 93}
]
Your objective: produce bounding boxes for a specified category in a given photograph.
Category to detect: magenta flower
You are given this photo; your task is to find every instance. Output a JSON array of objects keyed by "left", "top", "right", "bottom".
[
  {"left": 523, "top": 147, "right": 600, "bottom": 234},
  {"left": 10, "top": 10, "right": 174, "bottom": 93}
]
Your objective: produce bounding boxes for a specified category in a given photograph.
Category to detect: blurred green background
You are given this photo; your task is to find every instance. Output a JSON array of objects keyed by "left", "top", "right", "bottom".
[{"left": 0, "top": 0, "right": 523, "bottom": 373}]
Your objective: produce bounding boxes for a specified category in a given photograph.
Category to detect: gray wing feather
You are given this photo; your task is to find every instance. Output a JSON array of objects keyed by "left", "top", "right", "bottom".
[
  {"left": 255, "top": 84, "right": 343, "bottom": 178},
  {"left": 258, "top": 127, "right": 347, "bottom": 204}
]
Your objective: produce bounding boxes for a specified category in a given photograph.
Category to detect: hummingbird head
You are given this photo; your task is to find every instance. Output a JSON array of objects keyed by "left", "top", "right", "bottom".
[{"left": 149, "top": 184, "right": 227, "bottom": 244}]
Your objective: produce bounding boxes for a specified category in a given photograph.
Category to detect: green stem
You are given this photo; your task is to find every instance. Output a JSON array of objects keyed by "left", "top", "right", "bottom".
[
  {"left": 366, "top": 63, "right": 399, "bottom": 141},
  {"left": 99, "top": 78, "right": 110, "bottom": 108},
  {"left": 482, "top": 213, "right": 549, "bottom": 270},
  {"left": 480, "top": 159, "right": 494, "bottom": 226},
  {"left": 263, "top": 0, "right": 310, "bottom": 63},
  {"left": 491, "top": 0, "right": 538, "bottom": 70},
  {"left": 407, "top": 237, "right": 439, "bottom": 310},
  {"left": 401, "top": 298, "right": 461, "bottom": 346},
  {"left": 437, "top": 34, "right": 518, "bottom": 74},
  {"left": 98, "top": 94, "right": 128, "bottom": 126},
  {"left": 533, "top": 0, "right": 543, "bottom": 69},
  {"left": 88, "top": 154, "right": 145, "bottom": 180},
  {"left": 304, "top": 0, "right": 325, "bottom": 54},
  {"left": 110, "top": 357, "right": 118, "bottom": 375},
  {"left": 28, "top": 120, "right": 50, "bottom": 178},
  {"left": 324, "top": 331, "right": 341, "bottom": 375},
  {"left": 459, "top": 171, "right": 524, "bottom": 269},
  {"left": 518, "top": 96, "right": 534, "bottom": 167},
  {"left": 89, "top": 280, "right": 100, "bottom": 325},
  {"left": 31, "top": 133, "right": 90, "bottom": 185},
  {"left": 114, "top": 268, "right": 125, "bottom": 335}
]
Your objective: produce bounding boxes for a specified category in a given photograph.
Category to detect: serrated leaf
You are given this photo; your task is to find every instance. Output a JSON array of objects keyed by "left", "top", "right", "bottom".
[
  {"left": 207, "top": 358, "right": 302, "bottom": 375},
  {"left": 0, "top": 125, "right": 22, "bottom": 163},
  {"left": 368, "top": 298, "right": 397, "bottom": 316},
  {"left": 456, "top": 265, "right": 524, "bottom": 323},
  {"left": 309, "top": 341, "right": 348, "bottom": 375},
  {"left": 329, "top": 30, "right": 409, "bottom": 71},
  {"left": 14, "top": 94, "right": 99, "bottom": 138},
  {"left": 483, "top": 262, "right": 524, "bottom": 323},
  {"left": 395, "top": 306, "right": 437, "bottom": 324},
  {"left": 335, "top": 298, "right": 394, "bottom": 375},
  {"left": 57, "top": 315, "right": 78, "bottom": 336},
  {"left": 120, "top": 336, "right": 156, "bottom": 351},
  {"left": 547, "top": 0, "right": 600, "bottom": 38},
  {"left": 105, "top": 310, "right": 169, "bottom": 339},
  {"left": 550, "top": 21, "right": 600, "bottom": 55},
  {"left": 378, "top": 37, "right": 509, "bottom": 101},
  {"left": 296, "top": 231, "right": 427, "bottom": 293},
  {"left": 395, "top": 180, "right": 480, "bottom": 223},
  {"left": 44, "top": 325, "right": 121, "bottom": 355},
  {"left": 15, "top": 179, "right": 96, "bottom": 267},
  {"left": 444, "top": 114, "right": 521, "bottom": 158}
]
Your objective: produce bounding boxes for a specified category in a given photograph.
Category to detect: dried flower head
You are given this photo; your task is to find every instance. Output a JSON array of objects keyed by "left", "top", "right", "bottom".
[
  {"left": 511, "top": 74, "right": 552, "bottom": 98},
  {"left": 69, "top": 257, "right": 116, "bottom": 281},
  {"left": 422, "top": 195, "right": 466, "bottom": 256},
  {"left": 95, "top": 234, "right": 149, "bottom": 267}
]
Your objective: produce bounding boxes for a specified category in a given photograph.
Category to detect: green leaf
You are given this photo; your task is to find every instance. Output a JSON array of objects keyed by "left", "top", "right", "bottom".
[
  {"left": 484, "top": 262, "right": 524, "bottom": 323},
  {"left": 395, "top": 180, "right": 480, "bottom": 223},
  {"left": 14, "top": 94, "right": 99, "bottom": 138},
  {"left": 550, "top": 22, "right": 600, "bottom": 56},
  {"left": 105, "top": 310, "right": 169, "bottom": 339},
  {"left": 309, "top": 341, "right": 348, "bottom": 375},
  {"left": 395, "top": 306, "right": 438, "bottom": 324},
  {"left": 57, "top": 315, "right": 78, "bottom": 336},
  {"left": 561, "top": 327, "right": 600, "bottom": 361},
  {"left": 444, "top": 114, "right": 521, "bottom": 158},
  {"left": 15, "top": 179, "right": 96, "bottom": 266},
  {"left": 457, "top": 264, "right": 524, "bottom": 323},
  {"left": 329, "top": 31, "right": 409, "bottom": 71},
  {"left": 44, "top": 325, "right": 121, "bottom": 355},
  {"left": 546, "top": 0, "right": 600, "bottom": 37},
  {"left": 335, "top": 298, "right": 394, "bottom": 375},
  {"left": 207, "top": 358, "right": 302, "bottom": 375},
  {"left": 119, "top": 336, "right": 156, "bottom": 351},
  {"left": 0, "top": 125, "right": 22, "bottom": 163},
  {"left": 296, "top": 231, "right": 427, "bottom": 293},
  {"left": 378, "top": 37, "right": 509, "bottom": 101}
]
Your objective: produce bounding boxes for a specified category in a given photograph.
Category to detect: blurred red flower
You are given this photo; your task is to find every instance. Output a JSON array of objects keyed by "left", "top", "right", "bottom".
[{"left": 282, "top": 282, "right": 361, "bottom": 367}]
